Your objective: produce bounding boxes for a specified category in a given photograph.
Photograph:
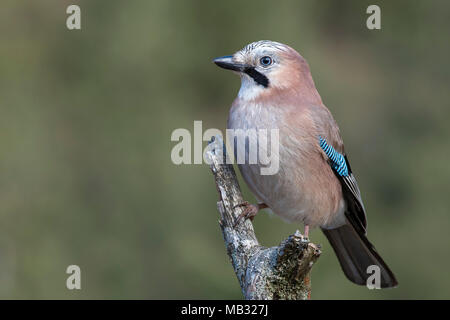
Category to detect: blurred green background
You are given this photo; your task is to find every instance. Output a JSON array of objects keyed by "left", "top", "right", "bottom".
[{"left": 0, "top": 0, "right": 449, "bottom": 299}]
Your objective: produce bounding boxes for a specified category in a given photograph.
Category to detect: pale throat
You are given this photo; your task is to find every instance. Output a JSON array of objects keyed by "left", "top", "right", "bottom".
[{"left": 237, "top": 74, "right": 266, "bottom": 101}]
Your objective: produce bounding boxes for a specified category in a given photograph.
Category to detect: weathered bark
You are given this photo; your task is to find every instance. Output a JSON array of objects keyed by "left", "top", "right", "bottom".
[{"left": 205, "top": 136, "right": 321, "bottom": 300}]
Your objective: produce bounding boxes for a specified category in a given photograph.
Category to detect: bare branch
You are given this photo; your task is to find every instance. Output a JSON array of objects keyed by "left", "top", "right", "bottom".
[{"left": 206, "top": 136, "right": 321, "bottom": 300}]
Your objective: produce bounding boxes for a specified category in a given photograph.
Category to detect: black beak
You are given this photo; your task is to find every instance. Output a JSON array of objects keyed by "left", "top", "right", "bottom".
[
  {"left": 213, "top": 55, "right": 270, "bottom": 88},
  {"left": 213, "top": 55, "right": 247, "bottom": 72}
]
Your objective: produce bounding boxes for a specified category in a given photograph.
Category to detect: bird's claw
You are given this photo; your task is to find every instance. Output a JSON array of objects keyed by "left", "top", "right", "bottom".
[
  {"left": 233, "top": 201, "right": 250, "bottom": 210},
  {"left": 233, "top": 201, "right": 260, "bottom": 228}
]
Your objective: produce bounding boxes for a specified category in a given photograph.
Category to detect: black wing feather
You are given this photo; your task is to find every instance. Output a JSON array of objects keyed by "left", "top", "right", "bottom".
[{"left": 335, "top": 155, "right": 367, "bottom": 235}]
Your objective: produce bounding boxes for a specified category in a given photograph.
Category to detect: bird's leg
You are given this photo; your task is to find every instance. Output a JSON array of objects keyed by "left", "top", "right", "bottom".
[
  {"left": 304, "top": 224, "right": 310, "bottom": 239},
  {"left": 233, "top": 202, "right": 268, "bottom": 227}
]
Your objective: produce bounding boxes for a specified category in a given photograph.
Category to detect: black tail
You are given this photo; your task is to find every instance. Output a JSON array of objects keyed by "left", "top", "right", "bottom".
[{"left": 322, "top": 223, "right": 398, "bottom": 288}]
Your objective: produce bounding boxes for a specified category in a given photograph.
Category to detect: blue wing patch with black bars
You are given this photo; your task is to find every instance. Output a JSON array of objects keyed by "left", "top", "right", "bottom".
[{"left": 319, "top": 136, "right": 349, "bottom": 177}]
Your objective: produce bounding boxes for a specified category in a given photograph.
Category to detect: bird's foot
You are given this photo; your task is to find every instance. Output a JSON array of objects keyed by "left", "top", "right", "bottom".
[{"left": 233, "top": 201, "right": 268, "bottom": 227}]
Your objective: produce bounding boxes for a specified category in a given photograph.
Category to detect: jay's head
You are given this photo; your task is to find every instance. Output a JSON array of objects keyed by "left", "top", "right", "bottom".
[{"left": 214, "top": 40, "right": 317, "bottom": 102}]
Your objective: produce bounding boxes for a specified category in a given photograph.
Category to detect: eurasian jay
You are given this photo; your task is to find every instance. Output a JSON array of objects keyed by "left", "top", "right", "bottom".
[{"left": 214, "top": 40, "right": 397, "bottom": 288}]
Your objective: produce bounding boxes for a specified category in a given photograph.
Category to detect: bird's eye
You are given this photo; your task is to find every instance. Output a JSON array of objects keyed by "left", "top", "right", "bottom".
[{"left": 260, "top": 56, "right": 273, "bottom": 67}]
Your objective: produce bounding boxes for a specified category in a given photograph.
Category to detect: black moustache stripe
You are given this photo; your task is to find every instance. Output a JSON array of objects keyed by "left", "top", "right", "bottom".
[{"left": 244, "top": 67, "right": 269, "bottom": 88}]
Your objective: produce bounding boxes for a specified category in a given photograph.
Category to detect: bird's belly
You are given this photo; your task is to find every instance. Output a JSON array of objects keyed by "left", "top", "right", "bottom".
[
  {"left": 238, "top": 156, "right": 317, "bottom": 225},
  {"left": 239, "top": 163, "right": 308, "bottom": 220},
  {"left": 238, "top": 153, "right": 345, "bottom": 228},
  {"left": 228, "top": 104, "right": 345, "bottom": 228}
]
